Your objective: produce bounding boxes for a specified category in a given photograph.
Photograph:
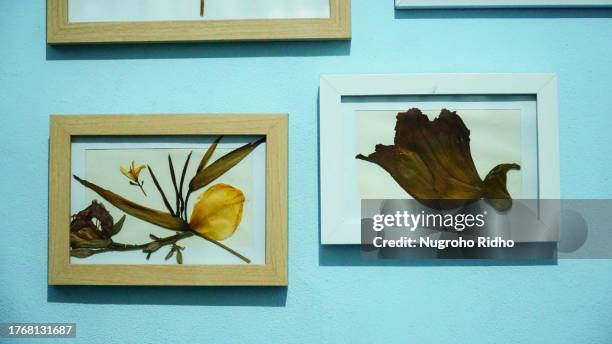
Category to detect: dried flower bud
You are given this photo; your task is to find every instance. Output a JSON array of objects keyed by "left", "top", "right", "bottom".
[
  {"left": 70, "top": 201, "right": 114, "bottom": 238},
  {"left": 70, "top": 227, "right": 111, "bottom": 249},
  {"left": 70, "top": 248, "right": 95, "bottom": 258}
]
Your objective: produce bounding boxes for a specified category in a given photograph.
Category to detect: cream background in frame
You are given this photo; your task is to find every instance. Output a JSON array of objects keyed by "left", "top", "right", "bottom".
[
  {"left": 69, "top": 0, "right": 331, "bottom": 23},
  {"left": 356, "top": 109, "right": 523, "bottom": 201},
  {"left": 70, "top": 137, "right": 266, "bottom": 265}
]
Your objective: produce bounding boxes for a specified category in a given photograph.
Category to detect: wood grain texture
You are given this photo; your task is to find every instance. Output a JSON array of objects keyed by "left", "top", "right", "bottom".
[
  {"left": 49, "top": 114, "right": 288, "bottom": 286},
  {"left": 47, "top": 0, "right": 350, "bottom": 44}
]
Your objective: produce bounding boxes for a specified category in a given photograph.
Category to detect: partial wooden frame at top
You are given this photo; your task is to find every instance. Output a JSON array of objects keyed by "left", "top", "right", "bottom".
[
  {"left": 49, "top": 114, "right": 288, "bottom": 286},
  {"left": 47, "top": 0, "right": 351, "bottom": 44}
]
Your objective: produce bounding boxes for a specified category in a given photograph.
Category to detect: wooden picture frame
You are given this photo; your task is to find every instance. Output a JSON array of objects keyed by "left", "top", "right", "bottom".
[
  {"left": 49, "top": 114, "right": 287, "bottom": 286},
  {"left": 47, "top": 0, "right": 351, "bottom": 44},
  {"left": 319, "top": 73, "right": 560, "bottom": 244},
  {"left": 395, "top": 0, "right": 612, "bottom": 9}
]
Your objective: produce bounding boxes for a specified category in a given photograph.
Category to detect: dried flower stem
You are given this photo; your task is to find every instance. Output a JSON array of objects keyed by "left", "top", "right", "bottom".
[
  {"left": 78, "top": 230, "right": 250, "bottom": 263},
  {"left": 137, "top": 182, "right": 147, "bottom": 197},
  {"left": 183, "top": 190, "right": 192, "bottom": 221},
  {"left": 89, "top": 232, "right": 193, "bottom": 255},
  {"left": 191, "top": 231, "right": 251, "bottom": 264}
]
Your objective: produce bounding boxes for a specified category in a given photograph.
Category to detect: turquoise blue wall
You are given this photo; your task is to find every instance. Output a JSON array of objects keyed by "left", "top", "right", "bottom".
[{"left": 1, "top": 1, "right": 612, "bottom": 343}]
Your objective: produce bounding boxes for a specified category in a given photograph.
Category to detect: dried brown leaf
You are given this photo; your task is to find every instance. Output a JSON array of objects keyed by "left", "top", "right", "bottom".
[
  {"left": 356, "top": 108, "right": 520, "bottom": 211},
  {"left": 110, "top": 215, "right": 126, "bottom": 237},
  {"left": 73, "top": 175, "right": 188, "bottom": 231},
  {"left": 189, "top": 137, "right": 265, "bottom": 192},
  {"left": 196, "top": 136, "right": 223, "bottom": 174}
]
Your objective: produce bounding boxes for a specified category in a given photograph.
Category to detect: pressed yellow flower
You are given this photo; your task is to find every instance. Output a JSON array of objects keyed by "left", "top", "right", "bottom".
[
  {"left": 120, "top": 160, "right": 146, "bottom": 182},
  {"left": 120, "top": 160, "right": 147, "bottom": 196},
  {"left": 189, "top": 183, "right": 245, "bottom": 241}
]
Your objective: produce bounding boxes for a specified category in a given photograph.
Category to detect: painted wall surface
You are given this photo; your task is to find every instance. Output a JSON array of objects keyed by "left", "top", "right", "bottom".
[{"left": 1, "top": 1, "right": 611, "bottom": 343}]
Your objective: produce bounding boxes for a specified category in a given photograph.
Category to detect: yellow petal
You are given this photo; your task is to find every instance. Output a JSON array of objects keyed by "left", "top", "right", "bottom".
[
  {"left": 120, "top": 165, "right": 134, "bottom": 180},
  {"left": 133, "top": 164, "right": 146, "bottom": 179},
  {"left": 189, "top": 184, "right": 245, "bottom": 241}
]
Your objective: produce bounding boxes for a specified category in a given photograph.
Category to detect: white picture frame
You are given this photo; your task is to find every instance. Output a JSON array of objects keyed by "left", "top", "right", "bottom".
[
  {"left": 319, "top": 73, "right": 560, "bottom": 244},
  {"left": 395, "top": 0, "right": 612, "bottom": 9}
]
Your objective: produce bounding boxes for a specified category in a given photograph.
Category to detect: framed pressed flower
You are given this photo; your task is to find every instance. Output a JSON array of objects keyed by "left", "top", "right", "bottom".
[
  {"left": 49, "top": 114, "right": 287, "bottom": 285},
  {"left": 395, "top": 0, "right": 612, "bottom": 9},
  {"left": 319, "top": 74, "right": 560, "bottom": 245},
  {"left": 47, "top": 0, "right": 351, "bottom": 44}
]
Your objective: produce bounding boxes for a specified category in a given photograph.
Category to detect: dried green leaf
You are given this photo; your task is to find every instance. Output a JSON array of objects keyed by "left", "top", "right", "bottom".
[
  {"left": 73, "top": 175, "right": 188, "bottom": 231},
  {"left": 168, "top": 155, "right": 181, "bottom": 215},
  {"left": 110, "top": 215, "right": 126, "bottom": 237},
  {"left": 189, "top": 137, "right": 265, "bottom": 192},
  {"left": 176, "top": 249, "right": 183, "bottom": 264},
  {"left": 147, "top": 166, "right": 176, "bottom": 217},
  {"left": 70, "top": 248, "right": 95, "bottom": 258},
  {"left": 196, "top": 136, "right": 223, "bottom": 174},
  {"left": 178, "top": 152, "right": 193, "bottom": 215},
  {"left": 165, "top": 248, "right": 175, "bottom": 261}
]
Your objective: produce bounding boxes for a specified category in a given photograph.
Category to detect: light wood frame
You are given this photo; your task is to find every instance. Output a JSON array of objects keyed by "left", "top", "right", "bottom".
[
  {"left": 49, "top": 114, "right": 288, "bottom": 286},
  {"left": 319, "top": 73, "right": 560, "bottom": 244},
  {"left": 47, "top": 0, "right": 351, "bottom": 44},
  {"left": 396, "top": 0, "right": 612, "bottom": 8}
]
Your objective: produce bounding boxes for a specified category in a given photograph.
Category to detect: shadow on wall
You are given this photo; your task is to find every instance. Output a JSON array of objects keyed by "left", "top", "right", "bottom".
[
  {"left": 394, "top": 7, "right": 612, "bottom": 20},
  {"left": 46, "top": 40, "right": 351, "bottom": 61},
  {"left": 318, "top": 245, "right": 559, "bottom": 267},
  {"left": 48, "top": 285, "right": 288, "bottom": 306}
]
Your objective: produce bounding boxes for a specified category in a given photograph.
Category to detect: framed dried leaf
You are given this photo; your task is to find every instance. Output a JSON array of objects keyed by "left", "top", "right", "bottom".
[
  {"left": 49, "top": 115, "right": 287, "bottom": 285},
  {"left": 319, "top": 74, "right": 560, "bottom": 245},
  {"left": 47, "top": 0, "right": 351, "bottom": 44}
]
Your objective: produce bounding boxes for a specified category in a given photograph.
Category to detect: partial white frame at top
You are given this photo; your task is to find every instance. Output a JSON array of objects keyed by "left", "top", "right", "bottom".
[{"left": 395, "top": 0, "right": 612, "bottom": 9}]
